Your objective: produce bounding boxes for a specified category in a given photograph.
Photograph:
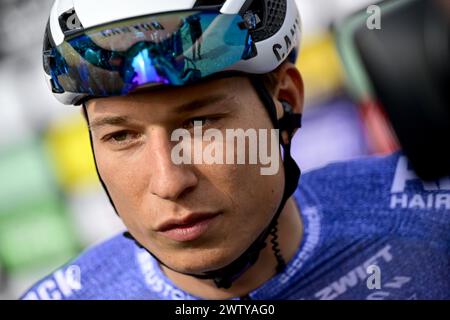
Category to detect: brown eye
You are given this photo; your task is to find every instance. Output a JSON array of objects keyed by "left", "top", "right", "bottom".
[
  {"left": 103, "top": 131, "right": 141, "bottom": 145},
  {"left": 111, "top": 131, "right": 130, "bottom": 142}
]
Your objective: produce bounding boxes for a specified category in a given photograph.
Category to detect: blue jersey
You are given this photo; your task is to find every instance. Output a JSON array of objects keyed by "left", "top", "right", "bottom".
[{"left": 21, "top": 152, "right": 450, "bottom": 300}]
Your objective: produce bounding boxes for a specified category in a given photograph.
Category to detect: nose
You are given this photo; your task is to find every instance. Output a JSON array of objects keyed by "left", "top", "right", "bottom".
[{"left": 148, "top": 129, "right": 198, "bottom": 201}]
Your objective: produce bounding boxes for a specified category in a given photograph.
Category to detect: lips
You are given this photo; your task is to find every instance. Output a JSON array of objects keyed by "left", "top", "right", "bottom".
[{"left": 156, "top": 212, "right": 220, "bottom": 242}]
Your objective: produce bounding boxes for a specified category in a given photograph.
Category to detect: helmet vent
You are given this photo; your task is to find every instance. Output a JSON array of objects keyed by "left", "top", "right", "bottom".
[{"left": 250, "top": 0, "right": 287, "bottom": 42}]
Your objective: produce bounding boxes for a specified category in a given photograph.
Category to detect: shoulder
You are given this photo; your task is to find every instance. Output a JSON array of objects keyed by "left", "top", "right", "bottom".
[
  {"left": 20, "top": 233, "right": 147, "bottom": 300},
  {"left": 298, "top": 151, "right": 448, "bottom": 210},
  {"left": 292, "top": 152, "right": 450, "bottom": 299},
  {"left": 300, "top": 151, "right": 402, "bottom": 198},
  {"left": 297, "top": 152, "right": 402, "bottom": 218},
  {"left": 297, "top": 150, "right": 450, "bottom": 241}
]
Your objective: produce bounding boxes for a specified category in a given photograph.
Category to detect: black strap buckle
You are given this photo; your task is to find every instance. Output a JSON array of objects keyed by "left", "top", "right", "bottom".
[{"left": 279, "top": 101, "right": 302, "bottom": 143}]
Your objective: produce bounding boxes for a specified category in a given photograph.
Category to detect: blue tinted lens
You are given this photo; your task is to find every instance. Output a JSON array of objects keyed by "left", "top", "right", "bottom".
[{"left": 49, "top": 11, "right": 252, "bottom": 96}]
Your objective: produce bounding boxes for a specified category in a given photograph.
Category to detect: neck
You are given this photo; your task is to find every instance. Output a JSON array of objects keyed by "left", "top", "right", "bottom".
[{"left": 161, "top": 196, "right": 303, "bottom": 299}]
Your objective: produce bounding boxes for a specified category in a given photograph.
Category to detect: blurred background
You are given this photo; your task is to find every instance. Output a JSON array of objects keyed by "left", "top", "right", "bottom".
[{"left": 0, "top": 0, "right": 405, "bottom": 299}]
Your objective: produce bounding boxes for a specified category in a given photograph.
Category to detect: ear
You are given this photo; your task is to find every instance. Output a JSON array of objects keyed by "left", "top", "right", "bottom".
[{"left": 272, "top": 62, "right": 304, "bottom": 120}]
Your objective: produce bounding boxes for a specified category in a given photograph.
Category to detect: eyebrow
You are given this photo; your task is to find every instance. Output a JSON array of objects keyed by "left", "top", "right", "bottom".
[
  {"left": 89, "top": 93, "right": 230, "bottom": 131},
  {"left": 89, "top": 115, "right": 134, "bottom": 131}
]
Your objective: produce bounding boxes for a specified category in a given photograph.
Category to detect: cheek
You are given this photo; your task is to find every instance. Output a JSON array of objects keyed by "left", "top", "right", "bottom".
[
  {"left": 209, "top": 160, "right": 284, "bottom": 236},
  {"left": 93, "top": 145, "right": 150, "bottom": 222},
  {"left": 238, "top": 166, "right": 284, "bottom": 226}
]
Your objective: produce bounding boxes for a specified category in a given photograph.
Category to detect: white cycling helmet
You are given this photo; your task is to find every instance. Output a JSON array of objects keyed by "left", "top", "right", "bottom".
[{"left": 43, "top": 0, "right": 302, "bottom": 105}]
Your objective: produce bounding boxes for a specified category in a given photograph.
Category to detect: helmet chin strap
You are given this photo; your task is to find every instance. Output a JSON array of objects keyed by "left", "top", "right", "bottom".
[{"left": 83, "top": 77, "right": 301, "bottom": 289}]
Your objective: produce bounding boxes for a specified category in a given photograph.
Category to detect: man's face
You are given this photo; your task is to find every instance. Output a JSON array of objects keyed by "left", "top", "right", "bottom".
[{"left": 86, "top": 77, "right": 285, "bottom": 274}]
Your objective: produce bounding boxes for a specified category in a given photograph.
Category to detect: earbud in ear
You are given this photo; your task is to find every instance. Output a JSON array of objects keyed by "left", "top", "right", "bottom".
[{"left": 278, "top": 101, "right": 302, "bottom": 144}]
